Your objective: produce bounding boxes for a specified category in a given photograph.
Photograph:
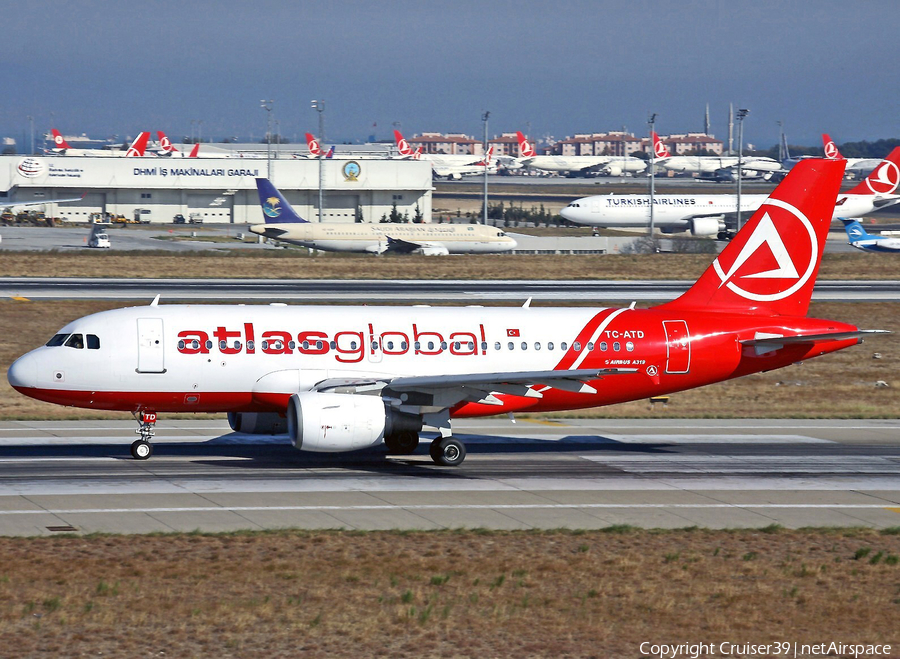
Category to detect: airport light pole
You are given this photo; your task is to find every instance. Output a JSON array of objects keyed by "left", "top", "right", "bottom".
[
  {"left": 736, "top": 108, "right": 749, "bottom": 232},
  {"left": 311, "top": 99, "right": 325, "bottom": 223},
  {"left": 648, "top": 113, "right": 657, "bottom": 237},
  {"left": 260, "top": 100, "right": 273, "bottom": 179},
  {"left": 482, "top": 110, "right": 490, "bottom": 225}
]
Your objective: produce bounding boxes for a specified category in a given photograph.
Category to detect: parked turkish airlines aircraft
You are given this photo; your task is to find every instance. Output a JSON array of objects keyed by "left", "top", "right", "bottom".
[
  {"left": 249, "top": 178, "right": 516, "bottom": 255},
  {"left": 8, "top": 160, "right": 886, "bottom": 466},
  {"left": 515, "top": 132, "right": 646, "bottom": 176},
  {"left": 560, "top": 148, "right": 900, "bottom": 236},
  {"left": 393, "top": 130, "right": 496, "bottom": 179},
  {"left": 651, "top": 131, "right": 781, "bottom": 179},
  {"left": 49, "top": 129, "right": 152, "bottom": 157},
  {"left": 821, "top": 133, "right": 881, "bottom": 178},
  {"left": 156, "top": 132, "right": 200, "bottom": 158}
]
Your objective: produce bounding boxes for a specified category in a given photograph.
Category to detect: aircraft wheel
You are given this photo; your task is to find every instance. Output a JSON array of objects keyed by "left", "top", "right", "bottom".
[
  {"left": 130, "top": 439, "right": 153, "bottom": 460},
  {"left": 430, "top": 437, "right": 466, "bottom": 467},
  {"left": 385, "top": 431, "right": 419, "bottom": 455}
]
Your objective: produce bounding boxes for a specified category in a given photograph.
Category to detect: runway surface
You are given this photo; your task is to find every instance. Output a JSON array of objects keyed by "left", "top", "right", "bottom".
[
  {"left": 0, "top": 418, "right": 897, "bottom": 536},
  {"left": 3, "top": 277, "right": 899, "bottom": 303}
]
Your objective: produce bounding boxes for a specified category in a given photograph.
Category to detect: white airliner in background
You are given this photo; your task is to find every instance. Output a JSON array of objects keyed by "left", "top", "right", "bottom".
[
  {"left": 394, "top": 130, "right": 496, "bottom": 179},
  {"left": 515, "top": 132, "right": 646, "bottom": 177},
  {"left": 651, "top": 132, "right": 781, "bottom": 180},
  {"left": 560, "top": 147, "right": 900, "bottom": 236},
  {"left": 249, "top": 178, "right": 516, "bottom": 255}
]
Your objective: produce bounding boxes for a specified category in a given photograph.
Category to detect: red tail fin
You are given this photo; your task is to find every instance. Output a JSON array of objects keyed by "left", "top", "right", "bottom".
[
  {"left": 822, "top": 133, "right": 842, "bottom": 160},
  {"left": 51, "top": 129, "right": 71, "bottom": 150},
  {"left": 157, "top": 131, "right": 178, "bottom": 153},
  {"left": 125, "top": 132, "right": 150, "bottom": 157},
  {"left": 305, "top": 132, "right": 321, "bottom": 157},
  {"left": 659, "top": 159, "right": 845, "bottom": 317},
  {"left": 412, "top": 146, "right": 422, "bottom": 160},
  {"left": 188, "top": 143, "right": 200, "bottom": 158},
  {"left": 846, "top": 147, "right": 900, "bottom": 195},
  {"left": 516, "top": 131, "right": 535, "bottom": 158},
  {"left": 652, "top": 131, "right": 671, "bottom": 159},
  {"left": 393, "top": 130, "right": 414, "bottom": 157}
]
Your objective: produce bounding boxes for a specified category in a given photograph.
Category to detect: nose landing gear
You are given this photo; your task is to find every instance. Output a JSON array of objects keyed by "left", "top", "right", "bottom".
[{"left": 131, "top": 410, "right": 156, "bottom": 460}]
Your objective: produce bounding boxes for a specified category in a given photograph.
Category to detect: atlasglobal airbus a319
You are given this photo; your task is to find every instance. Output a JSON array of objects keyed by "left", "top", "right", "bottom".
[{"left": 7, "top": 160, "right": 886, "bottom": 466}]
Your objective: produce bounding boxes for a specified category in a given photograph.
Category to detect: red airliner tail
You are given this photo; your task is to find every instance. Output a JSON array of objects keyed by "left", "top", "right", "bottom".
[
  {"left": 660, "top": 159, "right": 846, "bottom": 317},
  {"left": 845, "top": 147, "right": 900, "bottom": 195}
]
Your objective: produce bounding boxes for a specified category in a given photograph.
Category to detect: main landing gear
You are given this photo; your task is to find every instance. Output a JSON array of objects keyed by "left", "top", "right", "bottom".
[
  {"left": 131, "top": 410, "right": 156, "bottom": 460},
  {"left": 429, "top": 436, "right": 466, "bottom": 467}
]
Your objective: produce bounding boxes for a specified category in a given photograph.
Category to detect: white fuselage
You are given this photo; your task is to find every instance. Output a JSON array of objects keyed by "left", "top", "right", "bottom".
[
  {"left": 518, "top": 155, "right": 611, "bottom": 174},
  {"left": 849, "top": 236, "right": 900, "bottom": 252},
  {"left": 560, "top": 192, "right": 900, "bottom": 231},
  {"left": 7, "top": 304, "right": 625, "bottom": 412},
  {"left": 249, "top": 222, "right": 517, "bottom": 254},
  {"left": 658, "top": 155, "right": 781, "bottom": 174}
]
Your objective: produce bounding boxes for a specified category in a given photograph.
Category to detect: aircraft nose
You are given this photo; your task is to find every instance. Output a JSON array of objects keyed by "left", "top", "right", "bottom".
[{"left": 7, "top": 353, "right": 37, "bottom": 392}]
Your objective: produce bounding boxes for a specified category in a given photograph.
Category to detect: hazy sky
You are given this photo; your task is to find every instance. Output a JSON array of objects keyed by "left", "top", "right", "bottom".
[{"left": 2, "top": 0, "right": 899, "bottom": 148}]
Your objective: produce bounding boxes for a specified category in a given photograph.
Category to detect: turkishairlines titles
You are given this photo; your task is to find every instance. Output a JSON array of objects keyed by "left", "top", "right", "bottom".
[{"left": 605, "top": 197, "right": 699, "bottom": 207}]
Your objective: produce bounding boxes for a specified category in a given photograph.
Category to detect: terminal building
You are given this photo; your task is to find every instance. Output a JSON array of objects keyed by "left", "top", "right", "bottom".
[{"left": 0, "top": 154, "right": 433, "bottom": 224}]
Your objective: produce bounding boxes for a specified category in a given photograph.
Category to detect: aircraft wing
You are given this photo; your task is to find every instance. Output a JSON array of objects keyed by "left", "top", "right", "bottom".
[
  {"left": 385, "top": 236, "right": 422, "bottom": 254},
  {"left": 2, "top": 193, "right": 87, "bottom": 209},
  {"left": 313, "top": 367, "right": 638, "bottom": 411}
]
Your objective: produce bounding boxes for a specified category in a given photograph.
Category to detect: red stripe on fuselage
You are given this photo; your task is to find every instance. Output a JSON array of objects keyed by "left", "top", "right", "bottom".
[{"left": 553, "top": 308, "right": 616, "bottom": 370}]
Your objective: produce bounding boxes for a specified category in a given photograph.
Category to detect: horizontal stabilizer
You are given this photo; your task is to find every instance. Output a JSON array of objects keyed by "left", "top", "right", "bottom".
[{"left": 741, "top": 329, "right": 889, "bottom": 347}]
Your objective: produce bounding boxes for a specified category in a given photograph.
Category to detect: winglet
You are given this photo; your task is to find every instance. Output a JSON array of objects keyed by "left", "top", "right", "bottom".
[
  {"left": 150, "top": 294, "right": 160, "bottom": 307},
  {"left": 255, "top": 178, "right": 308, "bottom": 224}
]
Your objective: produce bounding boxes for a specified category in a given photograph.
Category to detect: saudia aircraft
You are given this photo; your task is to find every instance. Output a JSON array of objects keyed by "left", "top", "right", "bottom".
[
  {"left": 560, "top": 147, "right": 900, "bottom": 237},
  {"left": 248, "top": 178, "right": 516, "bottom": 255},
  {"left": 7, "top": 160, "right": 886, "bottom": 466}
]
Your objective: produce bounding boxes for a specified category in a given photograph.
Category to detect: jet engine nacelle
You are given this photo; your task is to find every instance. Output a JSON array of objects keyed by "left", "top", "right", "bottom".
[
  {"left": 415, "top": 245, "right": 450, "bottom": 256},
  {"left": 604, "top": 165, "right": 623, "bottom": 177},
  {"left": 286, "top": 392, "right": 422, "bottom": 452},
  {"left": 690, "top": 217, "right": 721, "bottom": 237},
  {"left": 227, "top": 411, "right": 288, "bottom": 435}
]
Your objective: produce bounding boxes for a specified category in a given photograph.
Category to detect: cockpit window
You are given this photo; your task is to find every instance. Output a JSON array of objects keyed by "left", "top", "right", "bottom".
[
  {"left": 87, "top": 334, "right": 100, "bottom": 350},
  {"left": 65, "top": 334, "right": 84, "bottom": 349},
  {"left": 46, "top": 334, "right": 69, "bottom": 347}
]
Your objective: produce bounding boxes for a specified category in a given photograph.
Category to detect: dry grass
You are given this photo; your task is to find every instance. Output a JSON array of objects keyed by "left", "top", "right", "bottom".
[
  {"left": 1, "top": 299, "right": 897, "bottom": 421},
  {"left": 0, "top": 529, "right": 898, "bottom": 658},
  {"left": 2, "top": 250, "right": 900, "bottom": 280}
]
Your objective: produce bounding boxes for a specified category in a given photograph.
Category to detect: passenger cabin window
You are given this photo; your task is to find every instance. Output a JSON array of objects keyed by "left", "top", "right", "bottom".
[
  {"left": 65, "top": 334, "right": 84, "bottom": 349},
  {"left": 87, "top": 334, "right": 100, "bottom": 350},
  {"left": 46, "top": 334, "right": 68, "bottom": 347}
]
